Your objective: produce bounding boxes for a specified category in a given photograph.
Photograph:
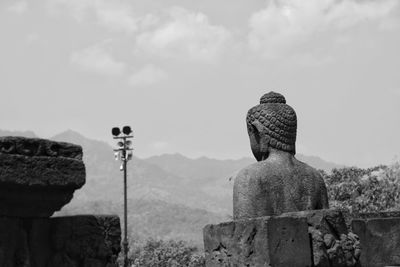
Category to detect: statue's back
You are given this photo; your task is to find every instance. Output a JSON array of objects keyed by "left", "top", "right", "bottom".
[{"left": 233, "top": 92, "right": 329, "bottom": 220}]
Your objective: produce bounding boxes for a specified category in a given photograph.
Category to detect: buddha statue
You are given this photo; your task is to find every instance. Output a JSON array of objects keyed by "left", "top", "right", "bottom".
[{"left": 233, "top": 92, "right": 329, "bottom": 220}]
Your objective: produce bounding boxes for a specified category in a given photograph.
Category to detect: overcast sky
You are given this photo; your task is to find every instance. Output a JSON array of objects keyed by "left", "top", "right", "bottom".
[{"left": 1, "top": 0, "right": 399, "bottom": 167}]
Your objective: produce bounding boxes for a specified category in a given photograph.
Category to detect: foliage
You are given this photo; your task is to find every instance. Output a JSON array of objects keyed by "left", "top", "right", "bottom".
[
  {"left": 322, "top": 162, "right": 400, "bottom": 213},
  {"left": 126, "top": 238, "right": 205, "bottom": 267}
]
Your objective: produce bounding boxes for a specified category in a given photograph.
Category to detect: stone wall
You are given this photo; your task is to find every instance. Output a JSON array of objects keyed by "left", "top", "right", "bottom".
[
  {"left": 205, "top": 210, "right": 400, "bottom": 267},
  {"left": 204, "top": 209, "right": 362, "bottom": 267},
  {"left": 0, "top": 215, "right": 121, "bottom": 267},
  {"left": 204, "top": 216, "right": 311, "bottom": 266},
  {"left": 352, "top": 212, "right": 400, "bottom": 267}
]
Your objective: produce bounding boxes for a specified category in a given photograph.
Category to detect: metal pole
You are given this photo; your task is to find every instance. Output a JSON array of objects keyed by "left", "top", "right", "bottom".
[
  {"left": 123, "top": 137, "right": 129, "bottom": 267},
  {"left": 112, "top": 127, "right": 133, "bottom": 267}
]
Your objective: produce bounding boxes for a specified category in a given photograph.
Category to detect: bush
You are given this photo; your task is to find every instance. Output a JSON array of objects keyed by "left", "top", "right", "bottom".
[
  {"left": 127, "top": 239, "right": 205, "bottom": 267},
  {"left": 322, "top": 162, "right": 400, "bottom": 213}
]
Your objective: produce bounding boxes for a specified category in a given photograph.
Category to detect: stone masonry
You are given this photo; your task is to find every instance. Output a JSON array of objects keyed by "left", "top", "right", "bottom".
[{"left": 0, "top": 136, "right": 121, "bottom": 267}]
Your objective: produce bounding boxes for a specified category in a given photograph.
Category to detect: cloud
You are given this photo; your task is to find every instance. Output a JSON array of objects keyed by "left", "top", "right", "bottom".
[
  {"left": 248, "top": 0, "right": 399, "bottom": 58},
  {"left": 128, "top": 65, "right": 167, "bottom": 87},
  {"left": 135, "top": 7, "right": 231, "bottom": 63},
  {"left": 70, "top": 42, "right": 125, "bottom": 76},
  {"left": 46, "top": 3, "right": 232, "bottom": 62},
  {"left": 7, "top": 1, "right": 28, "bottom": 15},
  {"left": 47, "top": 0, "right": 138, "bottom": 33}
]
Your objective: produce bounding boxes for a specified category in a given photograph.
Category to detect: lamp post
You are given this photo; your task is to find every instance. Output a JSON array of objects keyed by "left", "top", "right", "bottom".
[{"left": 112, "top": 126, "right": 133, "bottom": 267}]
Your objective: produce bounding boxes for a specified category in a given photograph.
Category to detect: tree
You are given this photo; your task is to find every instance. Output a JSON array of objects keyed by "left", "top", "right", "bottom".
[
  {"left": 127, "top": 239, "right": 205, "bottom": 267},
  {"left": 322, "top": 162, "right": 400, "bottom": 213}
]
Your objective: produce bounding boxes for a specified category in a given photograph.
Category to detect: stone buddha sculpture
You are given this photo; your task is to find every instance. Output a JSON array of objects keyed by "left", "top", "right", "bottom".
[{"left": 233, "top": 92, "right": 329, "bottom": 220}]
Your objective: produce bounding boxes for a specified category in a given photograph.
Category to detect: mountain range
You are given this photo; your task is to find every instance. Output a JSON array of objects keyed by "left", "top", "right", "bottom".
[{"left": 0, "top": 129, "right": 344, "bottom": 246}]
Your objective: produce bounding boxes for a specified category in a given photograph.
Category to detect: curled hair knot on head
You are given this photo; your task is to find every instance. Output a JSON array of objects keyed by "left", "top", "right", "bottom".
[{"left": 247, "top": 91, "right": 297, "bottom": 154}]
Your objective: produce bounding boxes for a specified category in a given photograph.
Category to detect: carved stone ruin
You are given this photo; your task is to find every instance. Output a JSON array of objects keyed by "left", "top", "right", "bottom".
[
  {"left": 203, "top": 214, "right": 312, "bottom": 266},
  {"left": 204, "top": 92, "right": 364, "bottom": 266},
  {"left": 0, "top": 136, "right": 121, "bottom": 267}
]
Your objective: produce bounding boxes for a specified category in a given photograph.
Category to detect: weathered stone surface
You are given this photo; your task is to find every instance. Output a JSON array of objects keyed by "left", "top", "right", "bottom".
[
  {"left": 0, "top": 136, "right": 85, "bottom": 217},
  {"left": 0, "top": 136, "right": 83, "bottom": 160},
  {"left": 0, "top": 137, "right": 121, "bottom": 266},
  {"left": 280, "top": 209, "right": 360, "bottom": 267},
  {"left": 0, "top": 136, "right": 85, "bottom": 187},
  {"left": 0, "top": 217, "right": 30, "bottom": 267},
  {"left": 354, "top": 211, "right": 400, "bottom": 220},
  {"left": 233, "top": 92, "right": 329, "bottom": 220},
  {"left": 342, "top": 211, "right": 400, "bottom": 230},
  {"left": 0, "top": 215, "right": 121, "bottom": 267},
  {"left": 47, "top": 215, "right": 121, "bottom": 267},
  {"left": 203, "top": 216, "right": 312, "bottom": 267},
  {"left": 352, "top": 216, "right": 400, "bottom": 267},
  {"left": 282, "top": 209, "right": 348, "bottom": 236}
]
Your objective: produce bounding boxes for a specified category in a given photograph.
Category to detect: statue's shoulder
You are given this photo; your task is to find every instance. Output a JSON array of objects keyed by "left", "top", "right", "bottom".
[
  {"left": 294, "top": 158, "right": 324, "bottom": 178},
  {"left": 234, "top": 161, "right": 265, "bottom": 183}
]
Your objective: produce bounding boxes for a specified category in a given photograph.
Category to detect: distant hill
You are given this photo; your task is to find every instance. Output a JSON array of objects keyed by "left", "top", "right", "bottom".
[
  {"left": 146, "top": 153, "right": 254, "bottom": 181},
  {"left": 296, "top": 154, "right": 345, "bottom": 172},
  {"left": 51, "top": 130, "right": 234, "bottom": 213},
  {"left": 145, "top": 152, "right": 344, "bottom": 178},
  {"left": 1, "top": 129, "right": 344, "bottom": 245}
]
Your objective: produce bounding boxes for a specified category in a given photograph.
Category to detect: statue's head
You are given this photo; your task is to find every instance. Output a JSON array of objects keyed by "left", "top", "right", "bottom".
[{"left": 246, "top": 92, "right": 297, "bottom": 161}]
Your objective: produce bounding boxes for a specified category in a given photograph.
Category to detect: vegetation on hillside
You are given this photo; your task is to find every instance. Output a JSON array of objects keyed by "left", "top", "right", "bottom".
[
  {"left": 121, "top": 239, "right": 205, "bottom": 267},
  {"left": 322, "top": 161, "right": 400, "bottom": 213}
]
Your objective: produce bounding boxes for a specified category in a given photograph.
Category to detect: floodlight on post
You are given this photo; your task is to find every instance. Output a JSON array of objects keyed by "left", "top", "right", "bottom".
[
  {"left": 112, "top": 127, "right": 121, "bottom": 137},
  {"left": 122, "top": 126, "right": 132, "bottom": 135},
  {"left": 111, "top": 126, "right": 134, "bottom": 267}
]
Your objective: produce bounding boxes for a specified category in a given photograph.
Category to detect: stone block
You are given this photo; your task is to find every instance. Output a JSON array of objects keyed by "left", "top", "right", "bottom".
[
  {"left": 281, "top": 209, "right": 348, "bottom": 236},
  {"left": 354, "top": 211, "right": 400, "bottom": 220},
  {"left": 0, "top": 137, "right": 85, "bottom": 217},
  {"left": 0, "top": 217, "right": 30, "bottom": 267},
  {"left": 203, "top": 216, "right": 312, "bottom": 267},
  {"left": 352, "top": 216, "right": 400, "bottom": 267},
  {"left": 0, "top": 215, "right": 121, "bottom": 267},
  {"left": 282, "top": 209, "right": 360, "bottom": 267},
  {"left": 47, "top": 215, "right": 122, "bottom": 267}
]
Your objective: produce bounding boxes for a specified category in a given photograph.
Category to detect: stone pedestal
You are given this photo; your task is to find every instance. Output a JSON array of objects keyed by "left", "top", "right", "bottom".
[
  {"left": 352, "top": 212, "right": 400, "bottom": 267},
  {"left": 203, "top": 216, "right": 312, "bottom": 267},
  {"left": 204, "top": 209, "right": 361, "bottom": 267}
]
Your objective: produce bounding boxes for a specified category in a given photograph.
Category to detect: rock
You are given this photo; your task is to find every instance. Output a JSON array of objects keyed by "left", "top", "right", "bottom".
[
  {"left": 282, "top": 209, "right": 348, "bottom": 236},
  {"left": 0, "top": 137, "right": 85, "bottom": 217},
  {"left": 203, "top": 216, "right": 312, "bottom": 267},
  {"left": 281, "top": 209, "right": 360, "bottom": 267},
  {"left": 352, "top": 215, "right": 400, "bottom": 267},
  {"left": 309, "top": 227, "right": 330, "bottom": 267}
]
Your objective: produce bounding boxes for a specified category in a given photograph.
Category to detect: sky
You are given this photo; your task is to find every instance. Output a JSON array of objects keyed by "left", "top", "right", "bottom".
[{"left": 0, "top": 0, "right": 399, "bottom": 167}]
